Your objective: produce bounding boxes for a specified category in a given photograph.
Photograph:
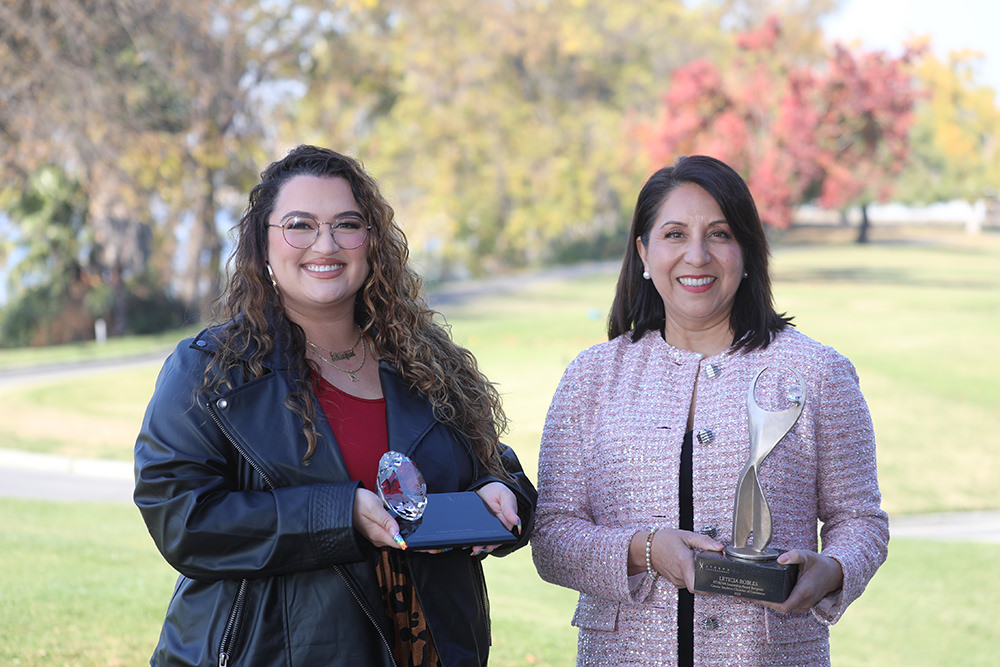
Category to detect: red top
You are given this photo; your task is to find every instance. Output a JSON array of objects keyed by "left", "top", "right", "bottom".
[{"left": 314, "top": 375, "right": 388, "bottom": 491}]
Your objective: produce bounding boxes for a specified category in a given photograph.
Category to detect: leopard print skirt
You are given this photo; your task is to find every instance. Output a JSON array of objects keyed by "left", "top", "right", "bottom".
[{"left": 376, "top": 549, "right": 442, "bottom": 667}]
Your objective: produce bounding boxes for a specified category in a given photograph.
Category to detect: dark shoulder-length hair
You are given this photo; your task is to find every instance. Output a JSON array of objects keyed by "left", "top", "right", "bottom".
[
  {"left": 207, "top": 145, "right": 508, "bottom": 475},
  {"left": 608, "top": 155, "right": 792, "bottom": 351}
]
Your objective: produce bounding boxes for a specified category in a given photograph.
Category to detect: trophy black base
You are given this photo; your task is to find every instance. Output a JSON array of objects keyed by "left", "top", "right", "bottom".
[{"left": 693, "top": 549, "right": 799, "bottom": 602}]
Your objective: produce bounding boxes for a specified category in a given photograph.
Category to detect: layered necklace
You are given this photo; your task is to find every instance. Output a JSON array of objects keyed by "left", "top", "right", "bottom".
[
  {"left": 308, "top": 331, "right": 363, "bottom": 362},
  {"left": 308, "top": 333, "right": 367, "bottom": 382}
]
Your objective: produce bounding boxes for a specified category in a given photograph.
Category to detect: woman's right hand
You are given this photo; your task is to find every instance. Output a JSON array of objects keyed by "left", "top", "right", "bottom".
[
  {"left": 630, "top": 527, "right": 723, "bottom": 591},
  {"left": 353, "top": 488, "right": 406, "bottom": 549}
]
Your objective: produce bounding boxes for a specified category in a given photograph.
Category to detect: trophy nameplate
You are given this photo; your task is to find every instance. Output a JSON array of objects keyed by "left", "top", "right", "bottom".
[{"left": 694, "top": 367, "right": 805, "bottom": 602}]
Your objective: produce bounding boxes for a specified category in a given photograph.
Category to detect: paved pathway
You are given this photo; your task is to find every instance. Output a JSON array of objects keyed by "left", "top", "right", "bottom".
[{"left": 0, "top": 448, "right": 134, "bottom": 504}]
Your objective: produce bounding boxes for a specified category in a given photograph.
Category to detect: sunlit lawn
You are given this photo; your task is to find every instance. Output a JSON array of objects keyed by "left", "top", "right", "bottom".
[{"left": 2, "top": 225, "right": 999, "bottom": 665}]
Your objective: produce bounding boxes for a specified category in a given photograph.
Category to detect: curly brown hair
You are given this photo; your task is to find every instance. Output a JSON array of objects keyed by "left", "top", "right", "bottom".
[{"left": 205, "top": 145, "right": 509, "bottom": 477}]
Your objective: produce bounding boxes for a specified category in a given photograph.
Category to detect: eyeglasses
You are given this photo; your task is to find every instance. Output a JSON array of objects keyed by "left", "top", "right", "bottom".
[{"left": 268, "top": 212, "right": 371, "bottom": 249}]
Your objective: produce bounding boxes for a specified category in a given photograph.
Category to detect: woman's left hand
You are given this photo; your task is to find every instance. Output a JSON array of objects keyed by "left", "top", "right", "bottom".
[
  {"left": 470, "top": 482, "right": 522, "bottom": 556},
  {"left": 760, "top": 549, "right": 844, "bottom": 614}
]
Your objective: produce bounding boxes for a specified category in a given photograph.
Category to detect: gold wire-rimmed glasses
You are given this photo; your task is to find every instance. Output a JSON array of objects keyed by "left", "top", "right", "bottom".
[{"left": 268, "top": 212, "right": 371, "bottom": 249}]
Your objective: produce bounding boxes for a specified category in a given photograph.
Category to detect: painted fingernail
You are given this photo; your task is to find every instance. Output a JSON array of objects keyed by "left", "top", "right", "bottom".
[
  {"left": 392, "top": 533, "right": 408, "bottom": 550},
  {"left": 515, "top": 518, "right": 523, "bottom": 535}
]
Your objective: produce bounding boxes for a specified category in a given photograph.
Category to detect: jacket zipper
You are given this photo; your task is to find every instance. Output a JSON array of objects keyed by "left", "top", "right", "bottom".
[
  {"left": 207, "top": 399, "right": 276, "bottom": 666},
  {"left": 333, "top": 564, "right": 397, "bottom": 667},
  {"left": 217, "top": 578, "right": 249, "bottom": 667}
]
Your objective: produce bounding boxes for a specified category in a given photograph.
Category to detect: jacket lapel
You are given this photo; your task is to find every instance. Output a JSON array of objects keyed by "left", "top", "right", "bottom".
[{"left": 379, "top": 361, "right": 438, "bottom": 457}]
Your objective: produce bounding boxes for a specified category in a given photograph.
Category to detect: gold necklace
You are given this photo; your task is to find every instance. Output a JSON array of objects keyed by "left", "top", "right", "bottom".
[
  {"left": 307, "top": 331, "right": 363, "bottom": 362},
  {"left": 311, "top": 336, "right": 367, "bottom": 382}
]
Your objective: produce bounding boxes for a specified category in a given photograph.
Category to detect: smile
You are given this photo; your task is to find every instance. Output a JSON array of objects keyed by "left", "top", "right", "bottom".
[
  {"left": 678, "top": 276, "right": 716, "bottom": 287},
  {"left": 304, "top": 263, "right": 345, "bottom": 272}
]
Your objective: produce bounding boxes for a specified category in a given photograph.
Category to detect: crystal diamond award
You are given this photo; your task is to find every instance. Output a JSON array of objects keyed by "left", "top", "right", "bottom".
[
  {"left": 374, "top": 450, "right": 519, "bottom": 550},
  {"left": 377, "top": 450, "right": 428, "bottom": 521}
]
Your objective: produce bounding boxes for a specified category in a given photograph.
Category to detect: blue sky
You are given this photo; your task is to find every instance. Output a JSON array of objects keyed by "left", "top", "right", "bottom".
[{"left": 822, "top": 0, "right": 999, "bottom": 95}]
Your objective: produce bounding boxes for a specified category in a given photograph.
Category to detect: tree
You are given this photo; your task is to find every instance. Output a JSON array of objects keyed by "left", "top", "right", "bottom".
[
  {"left": 1, "top": 1, "right": 168, "bottom": 334},
  {"left": 895, "top": 41, "right": 1000, "bottom": 216},
  {"left": 0, "top": 167, "right": 94, "bottom": 346},
  {"left": 0, "top": 1, "right": 288, "bottom": 338},
  {"left": 0, "top": 0, "right": 868, "bottom": 340},
  {"left": 810, "top": 43, "right": 921, "bottom": 242},
  {"left": 637, "top": 15, "right": 920, "bottom": 241},
  {"left": 638, "top": 16, "right": 828, "bottom": 228},
  {"left": 285, "top": 0, "right": 719, "bottom": 274}
]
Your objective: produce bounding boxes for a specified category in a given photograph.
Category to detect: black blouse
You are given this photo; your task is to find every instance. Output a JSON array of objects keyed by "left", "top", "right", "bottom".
[{"left": 679, "top": 431, "right": 694, "bottom": 665}]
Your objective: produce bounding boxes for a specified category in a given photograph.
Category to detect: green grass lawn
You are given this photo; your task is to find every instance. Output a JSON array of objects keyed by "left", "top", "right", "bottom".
[
  {"left": 2, "top": 499, "right": 997, "bottom": 666},
  {"left": 2, "top": 225, "right": 999, "bottom": 664}
]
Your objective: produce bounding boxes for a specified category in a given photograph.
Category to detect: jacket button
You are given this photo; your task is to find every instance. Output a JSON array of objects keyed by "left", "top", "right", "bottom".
[
  {"left": 695, "top": 429, "right": 714, "bottom": 445},
  {"left": 217, "top": 399, "right": 229, "bottom": 410},
  {"left": 699, "top": 525, "right": 718, "bottom": 539},
  {"left": 700, "top": 617, "right": 721, "bottom": 631},
  {"left": 704, "top": 363, "right": 722, "bottom": 379}
]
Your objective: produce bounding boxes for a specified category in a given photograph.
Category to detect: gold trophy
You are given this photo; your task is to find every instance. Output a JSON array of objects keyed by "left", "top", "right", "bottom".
[{"left": 694, "top": 366, "right": 805, "bottom": 602}]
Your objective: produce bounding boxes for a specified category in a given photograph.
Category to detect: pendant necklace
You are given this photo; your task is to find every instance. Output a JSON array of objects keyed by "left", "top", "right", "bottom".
[
  {"left": 311, "top": 336, "right": 367, "bottom": 382},
  {"left": 307, "top": 331, "right": 363, "bottom": 362}
]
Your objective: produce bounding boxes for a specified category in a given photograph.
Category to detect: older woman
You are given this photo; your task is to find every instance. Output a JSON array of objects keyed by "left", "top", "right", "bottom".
[
  {"left": 135, "top": 145, "right": 536, "bottom": 666},
  {"left": 532, "top": 155, "right": 887, "bottom": 665}
]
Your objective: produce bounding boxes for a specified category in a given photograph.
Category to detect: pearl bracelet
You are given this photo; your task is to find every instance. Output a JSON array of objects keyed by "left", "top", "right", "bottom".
[{"left": 645, "top": 524, "right": 661, "bottom": 579}]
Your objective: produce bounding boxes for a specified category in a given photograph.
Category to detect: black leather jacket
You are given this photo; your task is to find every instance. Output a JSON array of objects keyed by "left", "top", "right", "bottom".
[{"left": 134, "top": 325, "right": 536, "bottom": 666}]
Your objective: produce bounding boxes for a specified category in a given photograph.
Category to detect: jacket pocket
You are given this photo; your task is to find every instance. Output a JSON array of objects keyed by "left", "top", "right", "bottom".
[{"left": 571, "top": 594, "right": 619, "bottom": 631}]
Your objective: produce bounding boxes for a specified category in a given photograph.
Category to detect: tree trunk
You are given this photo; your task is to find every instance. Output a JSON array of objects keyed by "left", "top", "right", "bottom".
[
  {"left": 109, "top": 261, "right": 128, "bottom": 337},
  {"left": 197, "top": 167, "right": 222, "bottom": 322},
  {"left": 856, "top": 203, "right": 871, "bottom": 244},
  {"left": 88, "top": 167, "right": 152, "bottom": 336},
  {"left": 176, "top": 163, "right": 222, "bottom": 322}
]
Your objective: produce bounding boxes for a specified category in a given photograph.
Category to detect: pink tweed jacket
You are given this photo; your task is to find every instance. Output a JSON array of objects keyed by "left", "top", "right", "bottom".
[{"left": 532, "top": 328, "right": 888, "bottom": 666}]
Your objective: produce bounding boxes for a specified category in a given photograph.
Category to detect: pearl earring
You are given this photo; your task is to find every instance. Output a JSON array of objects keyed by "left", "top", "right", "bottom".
[{"left": 642, "top": 270, "right": 650, "bottom": 280}]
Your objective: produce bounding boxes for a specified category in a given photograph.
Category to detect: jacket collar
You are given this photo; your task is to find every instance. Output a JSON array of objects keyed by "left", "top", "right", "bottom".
[
  {"left": 634, "top": 328, "right": 735, "bottom": 366},
  {"left": 190, "top": 319, "right": 297, "bottom": 371}
]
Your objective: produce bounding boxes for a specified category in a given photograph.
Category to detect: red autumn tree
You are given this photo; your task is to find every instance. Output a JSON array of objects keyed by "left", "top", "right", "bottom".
[
  {"left": 637, "top": 15, "right": 920, "bottom": 241},
  {"left": 810, "top": 44, "right": 922, "bottom": 241}
]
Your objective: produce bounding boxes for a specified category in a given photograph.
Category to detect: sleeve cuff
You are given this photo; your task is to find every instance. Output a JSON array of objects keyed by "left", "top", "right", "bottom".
[{"left": 309, "top": 482, "right": 366, "bottom": 564}]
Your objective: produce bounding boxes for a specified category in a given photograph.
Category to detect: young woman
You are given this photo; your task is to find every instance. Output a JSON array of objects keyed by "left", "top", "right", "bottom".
[{"left": 135, "top": 145, "right": 536, "bottom": 666}]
